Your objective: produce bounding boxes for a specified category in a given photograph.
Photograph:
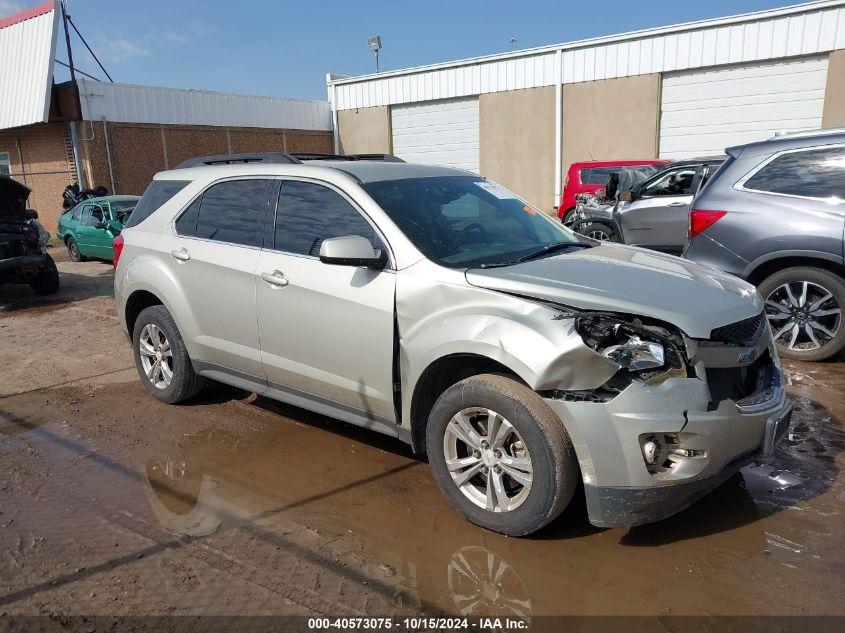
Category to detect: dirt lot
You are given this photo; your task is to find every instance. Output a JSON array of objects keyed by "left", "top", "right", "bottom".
[{"left": 1, "top": 250, "right": 844, "bottom": 625}]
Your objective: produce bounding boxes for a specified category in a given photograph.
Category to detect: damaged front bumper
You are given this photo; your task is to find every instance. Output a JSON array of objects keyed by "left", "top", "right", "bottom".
[{"left": 543, "top": 364, "right": 793, "bottom": 528}]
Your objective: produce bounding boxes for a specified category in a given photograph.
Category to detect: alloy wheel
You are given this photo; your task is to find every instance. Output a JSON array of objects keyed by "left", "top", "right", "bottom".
[
  {"left": 765, "top": 281, "right": 842, "bottom": 352},
  {"left": 138, "top": 323, "right": 174, "bottom": 389},
  {"left": 442, "top": 407, "right": 533, "bottom": 513},
  {"left": 587, "top": 229, "right": 611, "bottom": 240}
]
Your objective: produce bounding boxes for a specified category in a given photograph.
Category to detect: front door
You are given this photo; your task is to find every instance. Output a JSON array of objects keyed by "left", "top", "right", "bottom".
[
  {"left": 157, "top": 178, "right": 274, "bottom": 380},
  {"left": 256, "top": 178, "right": 397, "bottom": 423},
  {"left": 77, "top": 203, "right": 115, "bottom": 259},
  {"left": 619, "top": 165, "right": 701, "bottom": 253}
]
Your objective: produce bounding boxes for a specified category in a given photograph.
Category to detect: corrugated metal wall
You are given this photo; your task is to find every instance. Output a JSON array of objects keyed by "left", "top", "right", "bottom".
[
  {"left": 0, "top": 3, "right": 58, "bottom": 129},
  {"left": 659, "top": 56, "right": 829, "bottom": 158},
  {"left": 330, "top": 1, "right": 845, "bottom": 110},
  {"left": 77, "top": 80, "right": 333, "bottom": 131}
]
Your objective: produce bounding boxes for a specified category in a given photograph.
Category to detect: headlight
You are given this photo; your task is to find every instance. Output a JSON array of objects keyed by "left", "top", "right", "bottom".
[
  {"left": 601, "top": 336, "right": 664, "bottom": 370},
  {"left": 576, "top": 316, "right": 686, "bottom": 385}
]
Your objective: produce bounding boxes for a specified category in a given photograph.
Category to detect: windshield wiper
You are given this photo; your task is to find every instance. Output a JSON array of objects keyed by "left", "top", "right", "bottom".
[
  {"left": 515, "top": 241, "right": 593, "bottom": 263},
  {"left": 475, "top": 241, "right": 592, "bottom": 269}
]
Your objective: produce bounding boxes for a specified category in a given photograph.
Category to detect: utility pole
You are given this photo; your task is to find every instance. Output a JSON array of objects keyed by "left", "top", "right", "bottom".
[{"left": 60, "top": 0, "right": 85, "bottom": 189}]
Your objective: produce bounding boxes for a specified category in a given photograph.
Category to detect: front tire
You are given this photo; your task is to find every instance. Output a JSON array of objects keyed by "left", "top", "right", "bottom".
[
  {"left": 758, "top": 267, "right": 845, "bottom": 361},
  {"left": 30, "top": 254, "right": 60, "bottom": 295},
  {"left": 426, "top": 374, "right": 579, "bottom": 536},
  {"left": 132, "top": 305, "right": 205, "bottom": 403},
  {"left": 561, "top": 208, "right": 576, "bottom": 225},
  {"left": 579, "top": 222, "right": 615, "bottom": 242}
]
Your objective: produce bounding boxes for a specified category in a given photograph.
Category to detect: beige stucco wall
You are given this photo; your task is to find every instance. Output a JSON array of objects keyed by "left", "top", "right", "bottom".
[
  {"left": 822, "top": 50, "right": 845, "bottom": 128},
  {"left": 480, "top": 86, "right": 557, "bottom": 213},
  {"left": 337, "top": 106, "right": 391, "bottom": 154},
  {"left": 562, "top": 74, "right": 660, "bottom": 186}
]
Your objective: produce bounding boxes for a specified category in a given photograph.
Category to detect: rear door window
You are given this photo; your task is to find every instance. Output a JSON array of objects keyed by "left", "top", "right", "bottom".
[
  {"left": 194, "top": 179, "right": 272, "bottom": 247},
  {"left": 742, "top": 146, "right": 845, "bottom": 200},
  {"left": 581, "top": 167, "right": 617, "bottom": 185},
  {"left": 274, "top": 180, "right": 382, "bottom": 256}
]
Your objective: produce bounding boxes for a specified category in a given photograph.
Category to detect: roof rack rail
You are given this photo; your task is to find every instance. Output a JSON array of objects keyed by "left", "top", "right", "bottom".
[
  {"left": 175, "top": 152, "right": 302, "bottom": 168},
  {"left": 291, "top": 152, "right": 405, "bottom": 163}
]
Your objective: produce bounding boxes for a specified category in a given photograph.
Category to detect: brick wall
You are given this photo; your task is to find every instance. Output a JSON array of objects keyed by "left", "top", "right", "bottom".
[
  {"left": 80, "top": 123, "right": 333, "bottom": 196},
  {"left": 0, "top": 123, "right": 75, "bottom": 231},
  {"left": 2, "top": 121, "right": 333, "bottom": 233}
]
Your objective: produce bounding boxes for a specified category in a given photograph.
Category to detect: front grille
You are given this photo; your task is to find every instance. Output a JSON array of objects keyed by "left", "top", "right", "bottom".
[
  {"left": 705, "top": 348, "right": 775, "bottom": 409},
  {"left": 709, "top": 313, "right": 764, "bottom": 345}
]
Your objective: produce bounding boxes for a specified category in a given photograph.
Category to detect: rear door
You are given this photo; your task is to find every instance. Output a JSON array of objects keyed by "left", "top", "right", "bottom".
[
  {"left": 619, "top": 165, "right": 700, "bottom": 252},
  {"left": 158, "top": 178, "right": 274, "bottom": 380},
  {"left": 255, "top": 178, "right": 397, "bottom": 424}
]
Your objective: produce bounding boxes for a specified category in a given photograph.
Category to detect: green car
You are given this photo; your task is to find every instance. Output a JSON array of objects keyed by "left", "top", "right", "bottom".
[{"left": 57, "top": 195, "right": 140, "bottom": 262}]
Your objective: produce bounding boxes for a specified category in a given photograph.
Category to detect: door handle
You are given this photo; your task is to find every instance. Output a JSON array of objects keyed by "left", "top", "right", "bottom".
[
  {"left": 260, "top": 270, "right": 289, "bottom": 287},
  {"left": 170, "top": 248, "right": 190, "bottom": 261},
  {"left": 666, "top": 202, "right": 687, "bottom": 207}
]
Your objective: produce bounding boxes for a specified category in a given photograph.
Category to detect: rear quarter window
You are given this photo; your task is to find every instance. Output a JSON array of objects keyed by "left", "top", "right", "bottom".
[
  {"left": 742, "top": 146, "right": 845, "bottom": 200},
  {"left": 124, "top": 180, "right": 190, "bottom": 228}
]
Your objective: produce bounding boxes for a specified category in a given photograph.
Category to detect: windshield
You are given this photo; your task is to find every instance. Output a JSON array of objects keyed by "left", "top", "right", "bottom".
[{"left": 363, "top": 176, "right": 583, "bottom": 268}]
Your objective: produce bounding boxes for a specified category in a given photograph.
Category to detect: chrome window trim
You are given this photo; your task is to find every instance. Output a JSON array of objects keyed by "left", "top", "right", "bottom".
[{"left": 733, "top": 142, "right": 845, "bottom": 205}]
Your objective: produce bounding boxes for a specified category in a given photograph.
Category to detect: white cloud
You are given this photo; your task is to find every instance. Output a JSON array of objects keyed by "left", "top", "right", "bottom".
[
  {"left": 0, "top": 0, "right": 25, "bottom": 19},
  {"left": 98, "top": 38, "right": 151, "bottom": 63},
  {"left": 162, "top": 32, "right": 188, "bottom": 45}
]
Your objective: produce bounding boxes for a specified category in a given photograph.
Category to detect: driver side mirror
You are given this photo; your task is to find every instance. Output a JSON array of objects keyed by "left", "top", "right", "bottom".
[
  {"left": 25, "top": 208, "right": 38, "bottom": 220},
  {"left": 618, "top": 191, "right": 634, "bottom": 202},
  {"left": 319, "top": 235, "right": 386, "bottom": 269}
]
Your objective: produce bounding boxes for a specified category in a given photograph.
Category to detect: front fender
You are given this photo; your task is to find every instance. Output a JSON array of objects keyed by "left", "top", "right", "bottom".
[{"left": 396, "top": 263, "right": 619, "bottom": 427}]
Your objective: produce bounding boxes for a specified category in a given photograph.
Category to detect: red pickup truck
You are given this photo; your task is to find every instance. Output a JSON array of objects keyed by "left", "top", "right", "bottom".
[{"left": 558, "top": 159, "right": 670, "bottom": 223}]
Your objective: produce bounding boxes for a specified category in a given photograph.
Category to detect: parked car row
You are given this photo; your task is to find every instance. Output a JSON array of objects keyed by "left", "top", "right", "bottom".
[
  {"left": 111, "top": 151, "right": 793, "bottom": 537},
  {"left": 565, "top": 129, "right": 845, "bottom": 362}
]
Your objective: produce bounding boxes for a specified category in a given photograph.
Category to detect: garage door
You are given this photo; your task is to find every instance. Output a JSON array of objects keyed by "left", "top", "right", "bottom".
[
  {"left": 659, "top": 57, "right": 828, "bottom": 159},
  {"left": 391, "top": 98, "right": 479, "bottom": 172}
]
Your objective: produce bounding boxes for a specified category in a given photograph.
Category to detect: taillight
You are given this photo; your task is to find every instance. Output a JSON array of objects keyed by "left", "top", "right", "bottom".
[
  {"left": 689, "top": 209, "right": 726, "bottom": 240},
  {"left": 112, "top": 234, "right": 124, "bottom": 269}
]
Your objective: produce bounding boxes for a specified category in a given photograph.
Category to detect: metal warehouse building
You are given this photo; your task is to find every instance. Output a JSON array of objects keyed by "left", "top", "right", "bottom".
[
  {"left": 0, "top": 1, "right": 332, "bottom": 230},
  {"left": 328, "top": 0, "right": 845, "bottom": 214}
]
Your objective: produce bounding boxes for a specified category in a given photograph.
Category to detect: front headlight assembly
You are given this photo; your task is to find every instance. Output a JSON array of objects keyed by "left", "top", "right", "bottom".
[{"left": 575, "top": 316, "right": 687, "bottom": 387}]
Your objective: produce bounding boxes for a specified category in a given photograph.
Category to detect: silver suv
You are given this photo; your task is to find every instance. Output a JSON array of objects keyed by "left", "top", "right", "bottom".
[
  {"left": 684, "top": 129, "right": 845, "bottom": 361},
  {"left": 115, "top": 153, "right": 793, "bottom": 536}
]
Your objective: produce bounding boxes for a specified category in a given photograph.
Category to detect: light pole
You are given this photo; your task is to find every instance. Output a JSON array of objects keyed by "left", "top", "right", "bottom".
[{"left": 368, "top": 36, "right": 382, "bottom": 73}]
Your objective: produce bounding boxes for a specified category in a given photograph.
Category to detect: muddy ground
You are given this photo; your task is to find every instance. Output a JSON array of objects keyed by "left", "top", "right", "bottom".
[{"left": 1, "top": 250, "right": 844, "bottom": 627}]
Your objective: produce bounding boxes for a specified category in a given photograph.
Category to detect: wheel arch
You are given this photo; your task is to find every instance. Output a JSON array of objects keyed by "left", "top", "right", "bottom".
[
  {"left": 408, "top": 353, "right": 527, "bottom": 454},
  {"left": 125, "top": 289, "right": 166, "bottom": 336},
  {"left": 744, "top": 252, "right": 845, "bottom": 286}
]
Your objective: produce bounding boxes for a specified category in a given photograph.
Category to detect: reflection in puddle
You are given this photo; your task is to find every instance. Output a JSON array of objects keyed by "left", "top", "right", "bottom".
[
  {"left": 447, "top": 546, "right": 531, "bottom": 625},
  {"left": 134, "top": 384, "right": 845, "bottom": 616}
]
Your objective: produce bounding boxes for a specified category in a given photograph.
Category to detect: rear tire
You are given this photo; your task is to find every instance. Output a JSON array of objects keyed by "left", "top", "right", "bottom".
[
  {"left": 758, "top": 266, "right": 845, "bottom": 362},
  {"left": 580, "top": 222, "right": 615, "bottom": 242},
  {"left": 66, "top": 236, "right": 86, "bottom": 262},
  {"left": 30, "top": 254, "right": 60, "bottom": 295},
  {"left": 426, "top": 374, "right": 579, "bottom": 536},
  {"left": 132, "top": 305, "right": 205, "bottom": 403}
]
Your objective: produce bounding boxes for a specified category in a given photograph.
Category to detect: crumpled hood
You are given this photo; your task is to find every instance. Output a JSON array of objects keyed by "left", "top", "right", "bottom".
[{"left": 465, "top": 243, "right": 762, "bottom": 338}]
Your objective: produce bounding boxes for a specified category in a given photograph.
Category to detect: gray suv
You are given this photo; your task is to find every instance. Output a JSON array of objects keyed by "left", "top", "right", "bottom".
[
  {"left": 115, "top": 153, "right": 792, "bottom": 536},
  {"left": 684, "top": 129, "right": 845, "bottom": 361}
]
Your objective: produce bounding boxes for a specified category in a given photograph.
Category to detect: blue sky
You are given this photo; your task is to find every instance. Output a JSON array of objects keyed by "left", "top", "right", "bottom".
[{"left": 2, "top": 0, "right": 804, "bottom": 100}]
